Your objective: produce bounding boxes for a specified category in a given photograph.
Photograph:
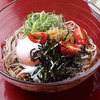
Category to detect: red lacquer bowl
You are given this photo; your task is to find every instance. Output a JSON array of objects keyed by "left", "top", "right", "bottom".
[{"left": 0, "top": 0, "right": 100, "bottom": 93}]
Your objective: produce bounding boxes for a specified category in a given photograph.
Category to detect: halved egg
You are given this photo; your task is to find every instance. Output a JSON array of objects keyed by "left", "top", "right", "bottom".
[{"left": 16, "top": 36, "right": 40, "bottom": 66}]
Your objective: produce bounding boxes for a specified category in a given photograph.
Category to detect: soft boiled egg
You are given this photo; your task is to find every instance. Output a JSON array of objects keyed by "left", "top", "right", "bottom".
[{"left": 16, "top": 36, "right": 41, "bottom": 66}]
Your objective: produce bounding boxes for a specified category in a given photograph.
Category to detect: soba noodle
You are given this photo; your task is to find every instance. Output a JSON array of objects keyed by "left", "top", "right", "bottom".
[{"left": 1, "top": 20, "right": 97, "bottom": 83}]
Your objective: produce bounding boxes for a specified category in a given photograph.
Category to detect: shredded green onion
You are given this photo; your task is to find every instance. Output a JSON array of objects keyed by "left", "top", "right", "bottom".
[{"left": 22, "top": 11, "right": 64, "bottom": 39}]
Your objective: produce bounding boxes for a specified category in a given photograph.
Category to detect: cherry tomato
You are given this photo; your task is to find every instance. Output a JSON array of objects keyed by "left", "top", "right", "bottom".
[
  {"left": 60, "top": 41, "right": 79, "bottom": 55},
  {"left": 27, "top": 32, "right": 48, "bottom": 44},
  {"left": 37, "top": 32, "right": 48, "bottom": 44},
  {"left": 27, "top": 33, "right": 38, "bottom": 43},
  {"left": 73, "top": 28, "right": 88, "bottom": 45}
]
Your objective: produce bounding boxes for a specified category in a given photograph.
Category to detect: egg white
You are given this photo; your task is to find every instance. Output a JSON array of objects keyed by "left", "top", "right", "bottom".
[{"left": 16, "top": 36, "right": 41, "bottom": 66}]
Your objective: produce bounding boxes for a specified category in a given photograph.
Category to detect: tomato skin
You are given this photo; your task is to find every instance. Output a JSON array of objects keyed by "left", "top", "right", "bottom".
[
  {"left": 39, "top": 32, "right": 48, "bottom": 44},
  {"left": 27, "top": 32, "right": 48, "bottom": 44},
  {"left": 73, "top": 28, "right": 88, "bottom": 45},
  {"left": 60, "top": 41, "right": 79, "bottom": 55},
  {"left": 27, "top": 33, "right": 38, "bottom": 43}
]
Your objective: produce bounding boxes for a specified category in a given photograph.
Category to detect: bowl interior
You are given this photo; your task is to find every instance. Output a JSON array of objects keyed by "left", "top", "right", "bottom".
[{"left": 0, "top": 0, "right": 100, "bottom": 92}]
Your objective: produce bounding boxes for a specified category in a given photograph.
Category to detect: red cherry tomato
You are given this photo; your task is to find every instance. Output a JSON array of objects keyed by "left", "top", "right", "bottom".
[
  {"left": 27, "top": 33, "right": 38, "bottom": 43},
  {"left": 39, "top": 32, "right": 48, "bottom": 44},
  {"left": 27, "top": 32, "right": 48, "bottom": 44},
  {"left": 60, "top": 41, "right": 79, "bottom": 55},
  {"left": 73, "top": 28, "right": 88, "bottom": 45}
]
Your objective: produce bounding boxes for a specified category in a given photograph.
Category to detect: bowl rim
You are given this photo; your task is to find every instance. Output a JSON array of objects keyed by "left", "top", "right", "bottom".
[
  {"left": 0, "top": 0, "right": 100, "bottom": 86},
  {"left": 85, "top": 0, "right": 100, "bottom": 10},
  {"left": 0, "top": 58, "right": 100, "bottom": 86}
]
